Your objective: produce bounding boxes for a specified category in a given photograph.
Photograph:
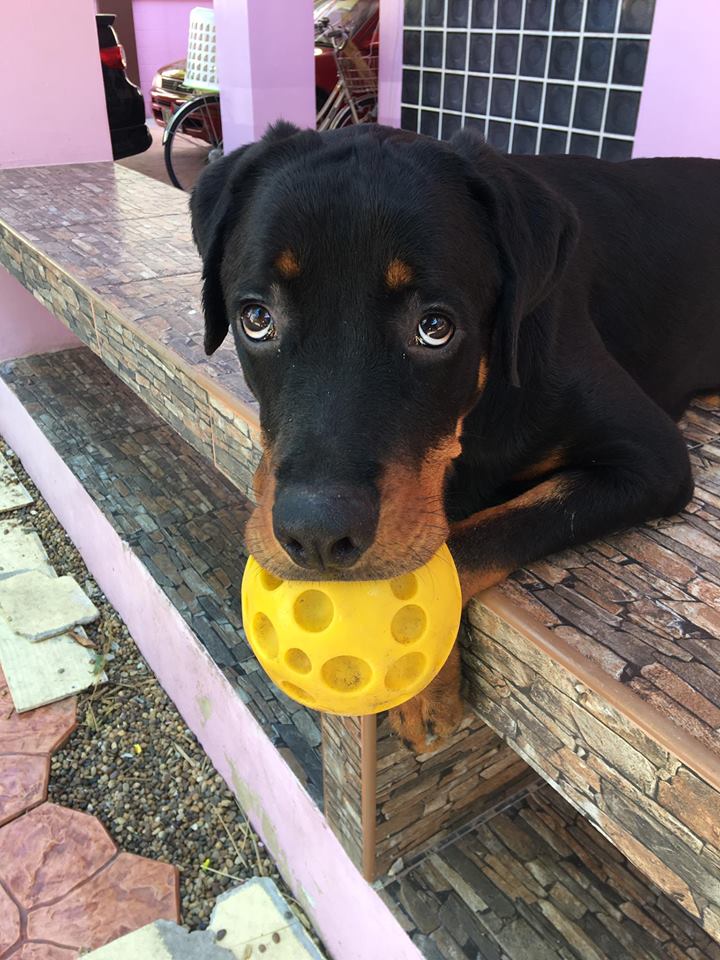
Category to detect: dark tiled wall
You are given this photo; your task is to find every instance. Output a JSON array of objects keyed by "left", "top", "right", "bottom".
[{"left": 401, "top": 0, "right": 655, "bottom": 158}]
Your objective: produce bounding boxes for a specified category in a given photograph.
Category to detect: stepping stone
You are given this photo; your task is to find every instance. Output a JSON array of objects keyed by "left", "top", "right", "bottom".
[
  {"left": 27, "top": 851, "right": 179, "bottom": 950},
  {"left": 0, "top": 883, "right": 21, "bottom": 956},
  {"left": 0, "top": 453, "right": 33, "bottom": 515},
  {"left": 0, "top": 520, "right": 54, "bottom": 581},
  {"left": 0, "top": 803, "right": 116, "bottom": 908},
  {"left": 0, "top": 669, "right": 77, "bottom": 753},
  {"left": 84, "top": 920, "right": 236, "bottom": 959},
  {"left": 0, "top": 620, "right": 106, "bottom": 712},
  {"left": 0, "top": 570, "right": 99, "bottom": 641},
  {"left": 0, "top": 754, "right": 48, "bottom": 827},
  {"left": 84, "top": 878, "right": 325, "bottom": 959},
  {"left": 7, "top": 945, "right": 78, "bottom": 959},
  {"left": 209, "top": 878, "right": 325, "bottom": 959}
]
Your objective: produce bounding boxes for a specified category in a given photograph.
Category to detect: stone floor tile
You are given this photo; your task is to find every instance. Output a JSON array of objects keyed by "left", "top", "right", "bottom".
[
  {"left": 0, "top": 520, "right": 54, "bottom": 581},
  {"left": 83, "top": 920, "right": 233, "bottom": 959},
  {"left": 0, "top": 754, "right": 48, "bottom": 827},
  {"left": 0, "top": 571, "right": 99, "bottom": 641},
  {"left": 0, "top": 671, "right": 76, "bottom": 754},
  {"left": 208, "top": 878, "right": 325, "bottom": 959},
  {"left": 0, "top": 453, "right": 33, "bottom": 515},
  {"left": 0, "top": 802, "right": 116, "bottom": 908},
  {"left": 0, "top": 619, "right": 107, "bottom": 713},
  {"left": 27, "top": 851, "right": 179, "bottom": 950},
  {"left": 0, "top": 621, "right": 105, "bottom": 713},
  {"left": 0, "top": 881, "right": 21, "bottom": 956}
]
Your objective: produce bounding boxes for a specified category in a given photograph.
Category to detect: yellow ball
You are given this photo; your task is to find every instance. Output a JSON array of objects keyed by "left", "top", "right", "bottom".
[{"left": 241, "top": 544, "right": 461, "bottom": 716}]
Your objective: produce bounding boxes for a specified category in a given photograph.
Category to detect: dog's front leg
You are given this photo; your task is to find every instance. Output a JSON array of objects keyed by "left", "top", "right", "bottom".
[
  {"left": 391, "top": 423, "right": 693, "bottom": 752},
  {"left": 388, "top": 642, "right": 465, "bottom": 753}
]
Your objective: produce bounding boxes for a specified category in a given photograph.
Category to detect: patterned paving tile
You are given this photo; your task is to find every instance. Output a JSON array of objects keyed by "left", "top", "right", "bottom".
[
  {"left": 0, "top": 755, "right": 48, "bottom": 828},
  {"left": 27, "top": 851, "right": 179, "bottom": 950},
  {"left": 0, "top": 801, "right": 179, "bottom": 956},
  {"left": 0, "top": 882, "right": 20, "bottom": 956},
  {"left": 10, "top": 945, "right": 78, "bottom": 960},
  {"left": 0, "top": 670, "right": 76, "bottom": 836},
  {"left": 0, "top": 803, "right": 116, "bottom": 908}
]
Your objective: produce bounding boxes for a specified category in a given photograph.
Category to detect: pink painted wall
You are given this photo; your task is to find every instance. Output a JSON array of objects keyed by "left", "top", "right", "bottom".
[
  {"left": 132, "top": 0, "right": 212, "bottom": 114},
  {"left": 214, "top": 0, "right": 316, "bottom": 152},
  {"left": 0, "top": 0, "right": 111, "bottom": 168},
  {"left": 378, "top": 0, "right": 404, "bottom": 128},
  {"left": 628, "top": 1, "right": 720, "bottom": 159},
  {"left": 0, "top": 270, "right": 82, "bottom": 361}
]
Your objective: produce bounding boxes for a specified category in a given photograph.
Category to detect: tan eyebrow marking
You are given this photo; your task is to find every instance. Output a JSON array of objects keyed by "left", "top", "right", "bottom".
[
  {"left": 275, "top": 249, "right": 301, "bottom": 279},
  {"left": 385, "top": 259, "right": 413, "bottom": 290},
  {"left": 477, "top": 356, "right": 489, "bottom": 393}
]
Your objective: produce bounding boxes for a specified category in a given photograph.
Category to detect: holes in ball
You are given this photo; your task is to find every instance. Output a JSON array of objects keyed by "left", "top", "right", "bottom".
[
  {"left": 294, "top": 590, "right": 334, "bottom": 632},
  {"left": 390, "top": 572, "right": 418, "bottom": 601},
  {"left": 260, "top": 569, "right": 282, "bottom": 591},
  {"left": 285, "top": 648, "right": 311, "bottom": 674},
  {"left": 321, "top": 656, "right": 372, "bottom": 693},
  {"left": 391, "top": 604, "right": 427, "bottom": 644},
  {"left": 282, "top": 681, "right": 315, "bottom": 705},
  {"left": 385, "top": 652, "right": 427, "bottom": 691},
  {"left": 253, "top": 613, "right": 278, "bottom": 658}
]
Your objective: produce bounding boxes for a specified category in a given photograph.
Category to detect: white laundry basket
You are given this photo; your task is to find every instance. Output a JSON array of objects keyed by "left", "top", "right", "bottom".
[{"left": 184, "top": 7, "right": 219, "bottom": 92}]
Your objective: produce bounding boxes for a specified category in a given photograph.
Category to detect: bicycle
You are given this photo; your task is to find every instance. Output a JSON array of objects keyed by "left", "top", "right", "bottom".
[
  {"left": 163, "top": 93, "right": 222, "bottom": 192},
  {"left": 315, "top": 20, "right": 378, "bottom": 131},
  {"left": 163, "top": 19, "right": 378, "bottom": 191}
]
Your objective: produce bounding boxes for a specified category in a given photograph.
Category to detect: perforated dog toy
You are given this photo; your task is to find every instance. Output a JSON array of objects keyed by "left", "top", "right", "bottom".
[{"left": 241, "top": 544, "right": 462, "bottom": 716}]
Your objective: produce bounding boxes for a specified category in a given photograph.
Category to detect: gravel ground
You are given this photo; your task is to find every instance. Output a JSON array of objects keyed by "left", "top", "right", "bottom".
[{"left": 1, "top": 439, "right": 317, "bottom": 936}]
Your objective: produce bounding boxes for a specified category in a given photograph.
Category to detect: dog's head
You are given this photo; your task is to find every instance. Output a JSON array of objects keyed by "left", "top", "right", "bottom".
[{"left": 191, "top": 123, "right": 577, "bottom": 580}]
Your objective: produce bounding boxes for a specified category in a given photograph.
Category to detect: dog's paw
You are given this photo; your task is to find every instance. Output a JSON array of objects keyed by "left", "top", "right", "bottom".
[{"left": 389, "top": 692, "right": 465, "bottom": 754}]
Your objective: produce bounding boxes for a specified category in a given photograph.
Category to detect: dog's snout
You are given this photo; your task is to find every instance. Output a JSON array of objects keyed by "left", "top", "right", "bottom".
[{"left": 273, "top": 484, "right": 379, "bottom": 572}]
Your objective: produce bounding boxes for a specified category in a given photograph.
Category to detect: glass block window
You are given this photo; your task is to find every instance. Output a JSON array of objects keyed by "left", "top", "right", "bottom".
[{"left": 401, "top": 0, "right": 656, "bottom": 159}]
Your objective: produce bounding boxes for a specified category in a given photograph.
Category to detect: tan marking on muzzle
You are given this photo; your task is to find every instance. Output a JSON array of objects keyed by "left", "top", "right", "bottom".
[
  {"left": 385, "top": 259, "right": 413, "bottom": 290},
  {"left": 275, "top": 249, "right": 301, "bottom": 280},
  {"left": 246, "top": 431, "right": 462, "bottom": 580}
]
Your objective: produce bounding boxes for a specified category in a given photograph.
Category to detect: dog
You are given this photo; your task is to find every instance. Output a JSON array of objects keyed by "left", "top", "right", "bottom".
[{"left": 191, "top": 122, "right": 720, "bottom": 753}]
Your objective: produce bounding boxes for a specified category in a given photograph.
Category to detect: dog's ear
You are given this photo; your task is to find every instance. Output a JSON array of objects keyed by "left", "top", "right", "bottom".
[
  {"left": 450, "top": 129, "right": 579, "bottom": 386},
  {"left": 190, "top": 121, "right": 309, "bottom": 355}
]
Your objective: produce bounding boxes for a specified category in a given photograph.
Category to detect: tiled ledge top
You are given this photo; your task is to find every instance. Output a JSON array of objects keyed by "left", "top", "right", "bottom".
[
  {"left": 1, "top": 161, "right": 718, "bottom": 785},
  {"left": 0, "top": 161, "right": 259, "bottom": 428}
]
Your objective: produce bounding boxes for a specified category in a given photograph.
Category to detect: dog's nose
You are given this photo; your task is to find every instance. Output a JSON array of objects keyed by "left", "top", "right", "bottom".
[{"left": 273, "top": 484, "right": 378, "bottom": 572}]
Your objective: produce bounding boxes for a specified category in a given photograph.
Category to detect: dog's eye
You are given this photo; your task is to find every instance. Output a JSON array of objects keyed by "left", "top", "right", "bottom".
[
  {"left": 240, "top": 304, "right": 275, "bottom": 341},
  {"left": 417, "top": 313, "right": 454, "bottom": 347}
]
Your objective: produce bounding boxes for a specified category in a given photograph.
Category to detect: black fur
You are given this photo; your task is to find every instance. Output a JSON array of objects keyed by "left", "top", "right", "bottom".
[{"left": 191, "top": 123, "right": 720, "bottom": 589}]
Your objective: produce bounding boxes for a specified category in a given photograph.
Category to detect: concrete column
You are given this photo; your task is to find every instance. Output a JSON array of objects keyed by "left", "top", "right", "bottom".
[
  {"left": 378, "top": 0, "right": 404, "bottom": 128},
  {"left": 0, "top": 0, "right": 112, "bottom": 168},
  {"left": 0, "top": 271, "right": 82, "bottom": 363},
  {"left": 633, "top": 0, "right": 720, "bottom": 159},
  {"left": 214, "top": 0, "right": 316, "bottom": 154}
]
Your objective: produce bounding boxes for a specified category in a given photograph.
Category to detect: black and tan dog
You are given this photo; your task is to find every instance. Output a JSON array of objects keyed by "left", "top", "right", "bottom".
[{"left": 191, "top": 122, "right": 720, "bottom": 752}]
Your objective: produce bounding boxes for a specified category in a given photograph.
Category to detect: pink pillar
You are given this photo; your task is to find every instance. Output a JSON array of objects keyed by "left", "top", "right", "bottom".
[
  {"left": 214, "top": 0, "right": 316, "bottom": 154},
  {"left": 633, "top": 0, "right": 720, "bottom": 159},
  {"left": 378, "top": 0, "right": 404, "bottom": 128},
  {"left": 132, "top": 0, "right": 213, "bottom": 114},
  {"left": 0, "top": 270, "right": 82, "bottom": 362},
  {"left": 0, "top": 0, "right": 111, "bottom": 168}
]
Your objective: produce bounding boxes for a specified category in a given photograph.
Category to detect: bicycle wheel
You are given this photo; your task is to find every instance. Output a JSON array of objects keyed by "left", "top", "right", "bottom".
[
  {"left": 327, "top": 94, "right": 377, "bottom": 130},
  {"left": 163, "top": 94, "right": 223, "bottom": 191}
]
